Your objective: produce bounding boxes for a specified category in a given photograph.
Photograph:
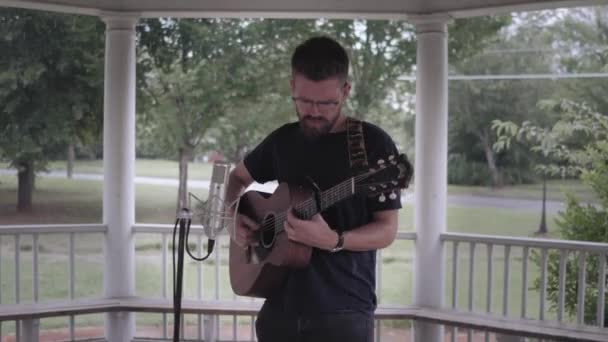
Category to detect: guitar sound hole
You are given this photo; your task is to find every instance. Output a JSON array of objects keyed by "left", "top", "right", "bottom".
[{"left": 260, "top": 214, "right": 277, "bottom": 248}]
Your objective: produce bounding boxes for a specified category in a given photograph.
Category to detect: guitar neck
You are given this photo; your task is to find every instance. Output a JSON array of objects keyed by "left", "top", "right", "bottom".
[{"left": 293, "top": 177, "right": 355, "bottom": 219}]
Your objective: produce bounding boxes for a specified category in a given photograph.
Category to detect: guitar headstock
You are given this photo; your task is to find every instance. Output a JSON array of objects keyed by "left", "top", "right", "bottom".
[{"left": 355, "top": 154, "right": 413, "bottom": 202}]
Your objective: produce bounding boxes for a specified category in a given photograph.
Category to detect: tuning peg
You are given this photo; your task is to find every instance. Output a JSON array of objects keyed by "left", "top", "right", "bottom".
[
  {"left": 389, "top": 192, "right": 397, "bottom": 200},
  {"left": 377, "top": 159, "right": 385, "bottom": 165},
  {"left": 381, "top": 184, "right": 387, "bottom": 189},
  {"left": 392, "top": 181, "right": 398, "bottom": 185},
  {"left": 379, "top": 194, "right": 386, "bottom": 202},
  {"left": 388, "top": 155, "right": 395, "bottom": 161},
  {"left": 370, "top": 186, "right": 377, "bottom": 191}
]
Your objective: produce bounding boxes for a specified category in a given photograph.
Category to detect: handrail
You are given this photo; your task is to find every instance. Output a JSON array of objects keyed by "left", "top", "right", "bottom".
[
  {"left": 0, "top": 224, "right": 107, "bottom": 235},
  {"left": 441, "top": 232, "right": 608, "bottom": 253}
]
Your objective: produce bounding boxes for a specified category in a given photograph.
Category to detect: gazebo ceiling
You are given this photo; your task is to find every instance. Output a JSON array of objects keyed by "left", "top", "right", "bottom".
[{"left": 1, "top": 0, "right": 607, "bottom": 19}]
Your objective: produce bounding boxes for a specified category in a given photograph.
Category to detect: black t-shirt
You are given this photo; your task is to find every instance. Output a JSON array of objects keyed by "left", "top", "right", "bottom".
[{"left": 243, "top": 119, "right": 402, "bottom": 314}]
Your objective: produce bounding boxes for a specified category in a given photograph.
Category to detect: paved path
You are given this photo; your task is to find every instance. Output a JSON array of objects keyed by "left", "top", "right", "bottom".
[{"left": 0, "top": 169, "right": 567, "bottom": 213}]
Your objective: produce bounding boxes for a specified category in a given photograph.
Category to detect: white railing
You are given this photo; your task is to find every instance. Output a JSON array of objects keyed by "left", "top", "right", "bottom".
[
  {"left": 132, "top": 224, "right": 417, "bottom": 341},
  {"left": 2, "top": 223, "right": 607, "bottom": 341},
  {"left": 442, "top": 232, "right": 608, "bottom": 341},
  {"left": 0, "top": 224, "right": 106, "bottom": 341}
]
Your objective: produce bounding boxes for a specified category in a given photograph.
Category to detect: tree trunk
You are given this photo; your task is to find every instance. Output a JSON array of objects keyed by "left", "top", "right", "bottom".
[
  {"left": 17, "top": 159, "right": 35, "bottom": 212},
  {"left": 67, "top": 143, "right": 75, "bottom": 179},
  {"left": 481, "top": 136, "right": 503, "bottom": 188},
  {"left": 177, "top": 146, "right": 193, "bottom": 211},
  {"left": 536, "top": 176, "right": 549, "bottom": 235}
]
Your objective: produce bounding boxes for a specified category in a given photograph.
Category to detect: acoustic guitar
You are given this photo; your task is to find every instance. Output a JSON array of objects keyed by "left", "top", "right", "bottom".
[{"left": 229, "top": 154, "right": 413, "bottom": 298}]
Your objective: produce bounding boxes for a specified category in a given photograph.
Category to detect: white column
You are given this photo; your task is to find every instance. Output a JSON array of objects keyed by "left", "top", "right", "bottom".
[
  {"left": 102, "top": 13, "right": 138, "bottom": 342},
  {"left": 412, "top": 16, "right": 450, "bottom": 342}
]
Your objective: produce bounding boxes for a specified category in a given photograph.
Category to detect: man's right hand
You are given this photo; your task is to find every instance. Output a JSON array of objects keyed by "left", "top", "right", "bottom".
[{"left": 233, "top": 213, "right": 260, "bottom": 248}]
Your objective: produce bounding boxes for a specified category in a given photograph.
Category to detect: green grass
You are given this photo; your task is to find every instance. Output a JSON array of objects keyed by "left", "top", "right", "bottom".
[
  {"left": 43, "top": 159, "right": 214, "bottom": 180},
  {"left": 2, "top": 158, "right": 597, "bottom": 202},
  {"left": 0, "top": 174, "right": 585, "bottom": 335}
]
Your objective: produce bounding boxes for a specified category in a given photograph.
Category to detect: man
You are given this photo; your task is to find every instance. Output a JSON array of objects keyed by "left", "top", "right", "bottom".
[{"left": 226, "top": 36, "right": 403, "bottom": 342}]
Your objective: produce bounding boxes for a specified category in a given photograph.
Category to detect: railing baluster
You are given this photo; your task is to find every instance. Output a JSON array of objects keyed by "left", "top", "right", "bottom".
[
  {"left": 558, "top": 249, "right": 568, "bottom": 322},
  {"left": 598, "top": 252, "right": 606, "bottom": 327},
  {"left": 198, "top": 234, "right": 203, "bottom": 341},
  {"left": 15, "top": 234, "right": 21, "bottom": 341},
  {"left": 251, "top": 315, "right": 256, "bottom": 341},
  {"left": 33, "top": 234, "right": 39, "bottom": 303},
  {"left": 214, "top": 238, "right": 221, "bottom": 340},
  {"left": 69, "top": 232, "right": 75, "bottom": 340},
  {"left": 484, "top": 244, "right": 493, "bottom": 342},
  {"left": 503, "top": 245, "right": 511, "bottom": 316},
  {"left": 487, "top": 244, "right": 493, "bottom": 313},
  {"left": 468, "top": 242, "right": 476, "bottom": 312},
  {"left": 452, "top": 241, "right": 459, "bottom": 309},
  {"left": 577, "top": 251, "right": 587, "bottom": 325},
  {"left": 15, "top": 234, "right": 20, "bottom": 304},
  {"left": 540, "top": 248, "right": 548, "bottom": 321},
  {"left": 233, "top": 258, "right": 238, "bottom": 342},
  {"left": 451, "top": 241, "right": 459, "bottom": 342},
  {"left": 162, "top": 233, "right": 168, "bottom": 339},
  {"left": 22, "top": 318, "right": 39, "bottom": 342},
  {"left": 521, "top": 246, "right": 529, "bottom": 318}
]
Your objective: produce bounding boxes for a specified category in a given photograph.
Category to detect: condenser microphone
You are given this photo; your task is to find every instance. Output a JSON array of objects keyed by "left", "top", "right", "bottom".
[{"left": 202, "top": 160, "right": 231, "bottom": 239}]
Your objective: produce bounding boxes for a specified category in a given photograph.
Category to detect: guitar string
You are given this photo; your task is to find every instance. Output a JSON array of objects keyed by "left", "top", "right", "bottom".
[{"left": 252, "top": 170, "right": 396, "bottom": 235}]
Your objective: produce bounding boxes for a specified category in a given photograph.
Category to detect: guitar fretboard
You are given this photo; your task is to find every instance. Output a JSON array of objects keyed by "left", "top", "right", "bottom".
[{"left": 273, "top": 178, "right": 355, "bottom": 233}]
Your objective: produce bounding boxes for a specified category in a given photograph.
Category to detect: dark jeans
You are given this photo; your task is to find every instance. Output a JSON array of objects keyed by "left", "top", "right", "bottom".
[{"left": 255, "top": 302, "right": 374, "bottom": 342}]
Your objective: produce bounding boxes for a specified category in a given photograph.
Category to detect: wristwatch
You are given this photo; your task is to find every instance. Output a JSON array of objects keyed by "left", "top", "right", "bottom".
[{"left": 330, "top": 231, "right": 345, "bottom": 253}]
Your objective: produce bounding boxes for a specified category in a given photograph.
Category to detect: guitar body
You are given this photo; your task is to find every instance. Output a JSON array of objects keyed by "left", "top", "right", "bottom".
[{"left": 229, "top": 183, "right": 313, "bottom": 298}]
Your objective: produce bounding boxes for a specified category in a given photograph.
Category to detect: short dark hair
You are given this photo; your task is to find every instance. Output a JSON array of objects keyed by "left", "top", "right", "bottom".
[{"left": 291, "top": 36, "right": 349, "bottom": 82}]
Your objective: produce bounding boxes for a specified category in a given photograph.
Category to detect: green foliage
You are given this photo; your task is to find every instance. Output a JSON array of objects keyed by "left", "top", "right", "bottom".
[
  {"left": 506, "top": 101, "right": 608, "bottom": 325},
  {"left": 448, "top": 154, "right": 492, "bottom": 186},
  {"left": 448, "top": 13, "right": 556, "bottom": 187},
  {"left": 0, "top": 9, "right": 104, "bottom": 168}
]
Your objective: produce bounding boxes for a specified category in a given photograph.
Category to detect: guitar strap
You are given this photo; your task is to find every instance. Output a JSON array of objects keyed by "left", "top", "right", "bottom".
[{"left": 346, "top": 116, "right": 368, "bottom": 173}]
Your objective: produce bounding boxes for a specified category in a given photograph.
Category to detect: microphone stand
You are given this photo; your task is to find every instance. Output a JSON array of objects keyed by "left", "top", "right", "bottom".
[
  {"left": 172, "top": 207, "right": 215, "bottom": 342},
  {"left": 173, "top": 209, "right": 189, "bottom": 342}
]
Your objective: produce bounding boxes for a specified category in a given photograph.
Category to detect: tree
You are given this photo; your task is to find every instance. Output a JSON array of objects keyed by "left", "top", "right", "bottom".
[
  {"left": 550, "top": 7, "right": 608, "bottom": 114},
  {"left": 494, "top": 100, "right": 608, "bottom": 324},
  {"left": 448, "top": 13, "right": 563, "bottom": 188},
  {"left": 0, "top": 9, "right": 104, "bottom": 211},
  {"left": 137, "top": 18, "right": 311, "bottom": 209}
]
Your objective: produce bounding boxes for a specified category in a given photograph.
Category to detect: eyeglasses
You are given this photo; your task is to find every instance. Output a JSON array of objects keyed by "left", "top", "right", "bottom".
[{"left": 291, "top": 97, "right": 340, "bottom": 113}]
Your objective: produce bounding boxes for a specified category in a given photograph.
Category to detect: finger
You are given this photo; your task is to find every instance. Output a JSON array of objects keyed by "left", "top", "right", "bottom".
[
  {"left": 283, "top": 221, "right": 295, "bottom": 240},
  {"left": 286, "top": 207, "right": 305, "bottom": 226},
  {"left": 239, "top": 215, "right": 259, "bottom": 230}
]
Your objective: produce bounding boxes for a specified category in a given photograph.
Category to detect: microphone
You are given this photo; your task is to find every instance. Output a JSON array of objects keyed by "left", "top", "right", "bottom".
[{"left": 201, "top": 161, "right": 231, "bottom": 239}]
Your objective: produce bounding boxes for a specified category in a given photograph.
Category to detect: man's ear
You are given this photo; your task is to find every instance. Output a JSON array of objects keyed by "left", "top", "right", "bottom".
[{"left": 343, "top": 81, "right": 352, "bottom": 98}]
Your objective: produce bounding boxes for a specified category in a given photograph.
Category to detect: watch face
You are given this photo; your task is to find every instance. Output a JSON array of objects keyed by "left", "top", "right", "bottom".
[{"left": 332, "top": 232, "right": 344, "bottom": 252}]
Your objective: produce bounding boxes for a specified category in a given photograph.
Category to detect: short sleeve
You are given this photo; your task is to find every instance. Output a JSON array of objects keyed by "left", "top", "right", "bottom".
[{"left": 243, "top": 128, "right": 281, "bottom": 184}]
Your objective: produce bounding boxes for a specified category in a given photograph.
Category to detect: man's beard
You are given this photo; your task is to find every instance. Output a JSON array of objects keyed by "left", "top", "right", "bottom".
[{"left": 297, "top": 111, "right": 340, "bottom": 142}]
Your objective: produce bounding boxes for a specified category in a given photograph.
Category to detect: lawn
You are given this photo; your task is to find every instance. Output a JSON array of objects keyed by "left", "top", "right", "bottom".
[
  {"left": 0, "top": 173, "right": 583, "bottom": 336},
  {"left": 1, "top": 158, "right": 596, "bottom": 202}
]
